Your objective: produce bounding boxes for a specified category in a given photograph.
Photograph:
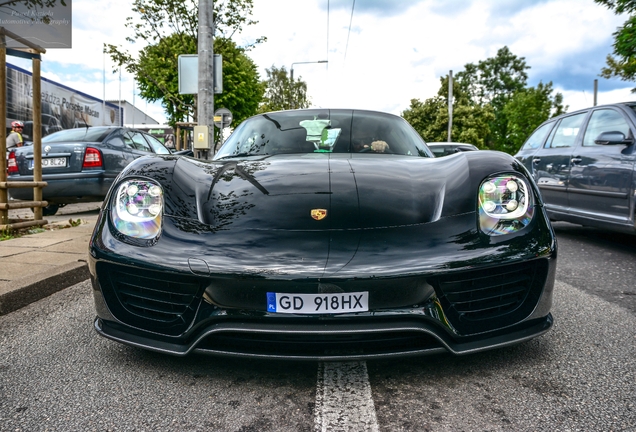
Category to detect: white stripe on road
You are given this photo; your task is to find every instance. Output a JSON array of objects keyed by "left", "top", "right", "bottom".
[{"left": 314, "top": 361, "right": 379, "bottom": 432}]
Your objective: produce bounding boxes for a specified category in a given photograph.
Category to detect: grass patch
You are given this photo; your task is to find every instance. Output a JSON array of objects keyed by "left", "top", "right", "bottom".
[{"left": 0, "top": 219, "right": 84, "bottom": 241}]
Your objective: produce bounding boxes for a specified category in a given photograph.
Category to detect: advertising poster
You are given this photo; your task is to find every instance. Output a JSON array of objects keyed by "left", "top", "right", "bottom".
[{"left": 5, "top": 63, "right": 122, "bottom": 141}]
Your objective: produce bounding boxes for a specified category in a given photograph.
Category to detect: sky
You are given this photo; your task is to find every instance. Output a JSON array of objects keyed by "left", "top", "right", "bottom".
[{"left": 5, "top": 0, "right": 635, "bottom": 125}]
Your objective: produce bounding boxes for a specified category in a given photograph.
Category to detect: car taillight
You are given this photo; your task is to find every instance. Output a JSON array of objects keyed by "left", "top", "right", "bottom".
[
  {"left": 7, "top": 152, "right": 18, "bottom": 174},
  {"left": 83, "top": 147, "right": 103, "bottom": 168}
]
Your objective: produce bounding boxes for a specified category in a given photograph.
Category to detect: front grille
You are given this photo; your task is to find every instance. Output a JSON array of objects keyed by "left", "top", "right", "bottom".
[
  {"left": 433, "top": 260, "right": 548, "bottom": 334},
  {"left": 98, "top": 263, "right": 205, "bottom": 335}
]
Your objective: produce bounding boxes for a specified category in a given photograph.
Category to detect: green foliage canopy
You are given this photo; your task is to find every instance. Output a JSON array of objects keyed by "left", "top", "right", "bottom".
[
  {"left": 105, "top": 0, "right": 265, "bottom": 127},
  {"left": 403, "top": 47, "right": 565, "bottom": 154},
  {"left": 133, "top": 35, "right": 263, "bottom": 127},
  {"left": 596, "top": 0, "right": 636, "bottom": 88},
  {"left": 258, "top": 65, "right": 309, "bottom": 113},
  {"left": 401, "top": 77, "right": 494, "bottom": 147},
  {"left": 502, "top": 82, "right": 565, "bottom": 154}
]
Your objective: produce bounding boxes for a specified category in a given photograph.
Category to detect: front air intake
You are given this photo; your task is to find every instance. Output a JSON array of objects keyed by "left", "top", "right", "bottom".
[
  {"left": 432, "top": 260, "right": 548, "bottom": 334},
  {"left": 98, "top": 262, "right": 205, "bottom": 335}
]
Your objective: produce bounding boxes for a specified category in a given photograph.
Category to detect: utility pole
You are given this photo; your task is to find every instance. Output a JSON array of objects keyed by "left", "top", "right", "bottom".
[
  {"left": 447, "top": 70, "right": 453, "bottom": 143},
  {"left": 198, "top": 0, "right": 214, "bottom": 159}
]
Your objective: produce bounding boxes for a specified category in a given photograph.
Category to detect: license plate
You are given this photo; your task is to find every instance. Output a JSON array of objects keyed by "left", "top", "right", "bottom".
[
  {"left": 266, "top": 292, "right": 369, "bottom": 314},
  {"left": 41, "top": 157, "right": 66, "bottom": 167}
]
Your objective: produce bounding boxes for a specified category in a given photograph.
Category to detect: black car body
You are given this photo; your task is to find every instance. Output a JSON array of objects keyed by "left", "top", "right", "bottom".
[
  {"left": 8, "top": 126, "right": 172, "bottom": 215},
  {"left": 514, "top": 102, "right": 636, "bottom": 234},
  {"left": 427, "top": 142, "right": 479, "bottom": 157},
  {"left": 89, "top": 109, "right": 557, "bottom": 361}
]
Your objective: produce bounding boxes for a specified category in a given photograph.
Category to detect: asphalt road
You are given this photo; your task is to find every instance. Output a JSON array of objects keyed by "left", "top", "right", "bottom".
[
  {"left": 0, "top": 220, "right": 635, "bottom": 431},
  {"left": 551, "top": 221, "right": 636, "bottom": 314}
]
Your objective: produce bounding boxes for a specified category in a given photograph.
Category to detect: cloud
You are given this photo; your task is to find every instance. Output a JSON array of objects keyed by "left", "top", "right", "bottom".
[
  {"left": 7, "top": 0, "right": 635, "bottom": 126},
  {"left": 323, "top": 0, "right": 421, "bottom": 16}
]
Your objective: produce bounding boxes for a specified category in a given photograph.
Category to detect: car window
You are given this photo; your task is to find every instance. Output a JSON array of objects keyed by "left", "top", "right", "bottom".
[
  {"left": 582, "top": 109, "right": 631, "bottom": 147},
  {"left": 214, "top": 110, "right": 432, "bottom": 159},
  {"left": 545, "top": 112, "right": 586, "bottom": 148},
  {"left": 430, "top": 146, "right": 453, "bottom": 156},
  {"left": 42, "top": 127, "right": 112, "bottom": 143},
  {"left": 123, "top": 131, "right": 153, "bottom": 152},
  {"left": 143, "top": 133, "right": 172, "bottom": 155},
  {"left": 520, "top": 122, "right": 553, "bottom": 150}
]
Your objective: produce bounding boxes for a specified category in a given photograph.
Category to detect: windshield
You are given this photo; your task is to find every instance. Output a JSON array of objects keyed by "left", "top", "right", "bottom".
[
  {"left": 42, "top": 127, "right": 113, "bottom": 143},
  {"left": 213, "top": 109, "right": 432, "bottom": 159}
]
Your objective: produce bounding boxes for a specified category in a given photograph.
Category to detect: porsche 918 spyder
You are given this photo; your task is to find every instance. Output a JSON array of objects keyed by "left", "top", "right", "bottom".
[{"left": 89, "top": 109, "right": 557, "bottom": 361}]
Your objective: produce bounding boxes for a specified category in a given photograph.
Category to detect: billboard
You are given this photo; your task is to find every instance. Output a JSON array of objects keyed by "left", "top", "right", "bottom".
[{"left": 5, "top": 63, "right": 122, "bottom": 141}]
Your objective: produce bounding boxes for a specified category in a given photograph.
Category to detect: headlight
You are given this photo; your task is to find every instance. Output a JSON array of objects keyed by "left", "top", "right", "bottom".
[
  {"left": 479, "top": 174, "right": 534, "bottom": 236},
  {"left": 110, "top": 179, "right": 163, "bottom": 241}
]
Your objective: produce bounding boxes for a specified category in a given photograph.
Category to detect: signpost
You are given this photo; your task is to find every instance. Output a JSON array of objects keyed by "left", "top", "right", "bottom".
[{"left": 213, "top": 108, "right": 232, "bottom": 129}]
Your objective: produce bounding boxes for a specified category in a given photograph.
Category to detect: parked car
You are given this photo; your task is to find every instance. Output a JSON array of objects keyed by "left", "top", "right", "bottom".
[
  {"left": 514, "top": 102, "right": 636, "bottom": 234},
  {"left": 8, "top": 126, "right": 173, "bottom": 215},
  {"left": 427, "top": 142, "right": 479, "bottom": 157},
  {"left": 21, "top": 114, "right": 64, "bottom": 142},
  {"left": 90, "top": 108, "right": 557, "bottom": 361}
]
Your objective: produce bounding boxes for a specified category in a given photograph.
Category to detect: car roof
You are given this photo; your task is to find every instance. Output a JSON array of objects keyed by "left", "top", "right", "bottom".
[{"left": 545, "top": 101, "right": 636, "bottom": 122}]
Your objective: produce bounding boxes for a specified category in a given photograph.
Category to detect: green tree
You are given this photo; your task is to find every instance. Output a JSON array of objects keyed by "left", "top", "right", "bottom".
[
  {"left": 503, "top": 82, "right": 566, "bottom": 154},
  {"left": 132, "top": 35, "right": 263, "bottom": 127},
  {"left": 456, "top": 46, "right": 530, "bottom": 151},
  {"left": 402, "top": 75, "right": 494, "bottom": 147},
  {"left": 595, "top": 0, "right": 636, "bottom": 88},
  {"left": 404, "top": 48, "right": 564, "bottom": 154},
  {"left": 105, "top": 0, "right": 265, "bottom": 126},
  {"left": 258, "top": 65, "right": 309, "bottom": 112}
]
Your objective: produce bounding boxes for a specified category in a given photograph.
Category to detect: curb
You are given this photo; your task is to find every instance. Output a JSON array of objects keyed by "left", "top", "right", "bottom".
[{"left": 0, "top": 260, "right": 90, "bottom": 316}]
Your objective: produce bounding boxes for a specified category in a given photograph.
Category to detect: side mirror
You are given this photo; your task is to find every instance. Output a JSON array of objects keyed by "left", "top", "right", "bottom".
[{"left": 594, "top": 131, "right": 634, "bottom": 145}]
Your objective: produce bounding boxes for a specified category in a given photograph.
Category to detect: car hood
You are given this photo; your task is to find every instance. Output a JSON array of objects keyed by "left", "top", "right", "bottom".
[
  {"left": 160, "top": 153, "right": 476, "bottom": 231},
  {"left": 102, "top": 152, "right": 544, "bottom": 277}
]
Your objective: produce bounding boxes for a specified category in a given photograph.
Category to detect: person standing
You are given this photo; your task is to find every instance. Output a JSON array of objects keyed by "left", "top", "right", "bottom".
[{"left": 7, "top": 120, "right": 24, "bottom": 151}]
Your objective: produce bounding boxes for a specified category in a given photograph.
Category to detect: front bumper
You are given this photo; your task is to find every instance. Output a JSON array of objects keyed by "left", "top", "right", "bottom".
[
  {"left": 94, "top": 313, "right": 553, "bottom": 361},
  {"left": 8, "top": 171, "right": 112, "bottom": 203},
  {"left": 90, "top": 252, "right": 556, "bottom": 361}
]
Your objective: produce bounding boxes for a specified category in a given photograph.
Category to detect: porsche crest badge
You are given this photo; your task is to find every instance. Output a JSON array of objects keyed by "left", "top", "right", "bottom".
[{"left": 311, "top": 209, "right": 328, "bottom": 220}]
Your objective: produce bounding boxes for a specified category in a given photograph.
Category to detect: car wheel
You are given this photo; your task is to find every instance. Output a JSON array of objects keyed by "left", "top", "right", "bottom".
[{"left": 38, "top": 204, "right": 60, "bottom": 216}]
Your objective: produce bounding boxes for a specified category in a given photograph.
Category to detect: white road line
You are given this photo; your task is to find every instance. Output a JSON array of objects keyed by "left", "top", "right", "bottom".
[{"left": 314, "top": 361, "right": 379, "bottom": 432}]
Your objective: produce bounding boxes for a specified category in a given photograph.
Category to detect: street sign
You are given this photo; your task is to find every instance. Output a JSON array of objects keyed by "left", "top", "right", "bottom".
[
  {"left": 178, "top": 54, "right": 223, "bottom": 95},
  {"left": 214, "top": 108, "right": 233, "bottom": 129}
]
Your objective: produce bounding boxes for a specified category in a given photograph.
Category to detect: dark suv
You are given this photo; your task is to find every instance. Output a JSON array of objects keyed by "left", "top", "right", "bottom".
[{"left": 514, "top": 102, "right": 636, "bottom": 234}]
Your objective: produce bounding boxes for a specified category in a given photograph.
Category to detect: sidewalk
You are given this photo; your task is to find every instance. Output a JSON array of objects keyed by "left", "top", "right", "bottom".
[{"left": 0, "top": 202, "right": 102, "bottom": 315}]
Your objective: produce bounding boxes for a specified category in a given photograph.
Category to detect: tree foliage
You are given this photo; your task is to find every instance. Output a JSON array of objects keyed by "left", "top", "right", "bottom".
[
  {"left": 502, "top": 82, "right": 565, "bottom": 154},
  {"left": 595, "top": 0, "right": 636, "bottom": 14},
  {"left": 456, "top": 47, "right": 529, "bottom": 109},
  {"left": 105, "top": 0, "right": 265, "bottom": 126},
  {"left": 596, "top": 0, "right": 636, "bottom": 88},
  {"left": 131, "top": 35, "right": 262, "bottom": 127},
  {"left": 258, "top": 66, "right": 310, "bottom": 113},
  {"left": 455, "top": 46, "right": 530, "bottom": 151},
  {"left": 402, "top": 76, "right": 494, "bottom": 147},
  {"left": 404, "top": 46, "right": 565, "bottom": 154}
]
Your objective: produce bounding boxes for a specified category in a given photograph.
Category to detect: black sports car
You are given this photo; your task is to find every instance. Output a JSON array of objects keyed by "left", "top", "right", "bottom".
[{"left": 89, "top": 109, "right": 557, "bottom": 361}]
